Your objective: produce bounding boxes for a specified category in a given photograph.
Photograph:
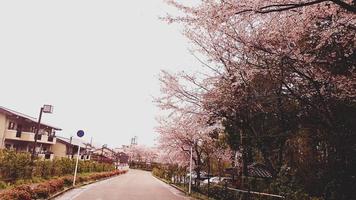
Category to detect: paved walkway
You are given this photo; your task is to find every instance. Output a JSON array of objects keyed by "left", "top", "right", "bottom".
[{"left": 54, "top": 169, "right": 190, "bottom": 200}]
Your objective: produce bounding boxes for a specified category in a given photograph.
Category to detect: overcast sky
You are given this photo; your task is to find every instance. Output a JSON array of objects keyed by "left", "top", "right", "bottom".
[{"left": 0, "top": 0, "right": 201, "bottom": 148}]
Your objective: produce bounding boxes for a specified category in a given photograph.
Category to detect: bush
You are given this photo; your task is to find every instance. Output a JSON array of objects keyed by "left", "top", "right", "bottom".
[
  {"left": 0, "top": 170, "right": 127, "bottom": 200},
  {"left": 0, "top": 150, "right": 32, "bottom": 180},
  {"left": 0, "top": 181, "right": 7, "bottom": 189},
  {"left": 1, "top": 185, "right": 33, "bottom": 200},
  {"left": 48, "top": 179, "right": 64, "bottom": 193},
  {"left": 0, "top": 149, "right": 116, "bottom": 184},
  {"left": 59, "top": 175, "right": 73, "bottom": 186},
  {"left": 32, "top": 183, "right": 50, "bottom": 199},
  {"left": 32, "top": 179, "right": 65, "bottom": 199},
  {"left": 1, "top": 189, "right": 32, "bottom": 200}
]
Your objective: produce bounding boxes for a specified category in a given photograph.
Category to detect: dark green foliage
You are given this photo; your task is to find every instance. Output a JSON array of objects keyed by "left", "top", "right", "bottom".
[{"left": 0, "top": 149, "right": 115, "bottom": 184}]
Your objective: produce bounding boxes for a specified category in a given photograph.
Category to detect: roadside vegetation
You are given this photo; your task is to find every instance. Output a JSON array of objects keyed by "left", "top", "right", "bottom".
[
  {"left": 0, "top": 149, "right": 127, "bottom": 200},
  {"left": 0, "top": 149, "right": 115, "bottom": 188},
  {"left": 0, "top": 170, "right": 127, "bottom": 200},
  {"left": 153, "top": 1, "right": 356, "bottom": 200}
]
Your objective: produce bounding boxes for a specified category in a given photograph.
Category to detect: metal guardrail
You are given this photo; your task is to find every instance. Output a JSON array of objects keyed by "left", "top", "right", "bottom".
[
  {"left": 227, "top": 186, "right": 285, "bottom": 199},
  {"left": 169, "top": 176, "right": 285, "bottom": 199}
]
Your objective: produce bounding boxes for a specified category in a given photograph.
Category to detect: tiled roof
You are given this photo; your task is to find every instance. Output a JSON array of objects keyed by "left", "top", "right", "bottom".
[
  {"left": 56, "top": 136, "right": 86, "bottom": 148},
  {"left": 248, "top": 163, "right": 273, "bottom": 178},
  {"left": 0, "top": 106, "right": 61, "bottom": 130},
  {"left": 225, "top": 163, "right": 273, "bottom": 178}
]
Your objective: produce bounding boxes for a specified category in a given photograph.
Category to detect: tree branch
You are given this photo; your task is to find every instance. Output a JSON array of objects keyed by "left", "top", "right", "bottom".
[{"left": 234, "top": 0, "right": 356, "bottom": 14}]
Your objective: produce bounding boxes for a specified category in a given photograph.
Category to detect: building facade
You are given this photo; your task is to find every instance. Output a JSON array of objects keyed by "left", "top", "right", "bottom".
[
  {"left": 0, "top": 106, "right": 61, "bottom": 160},
  {"left": 52, "top": 136, "right": 92, "bottom": 160}
]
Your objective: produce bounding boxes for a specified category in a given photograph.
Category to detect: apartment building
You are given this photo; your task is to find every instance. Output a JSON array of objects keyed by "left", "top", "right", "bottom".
[
  {"left": 52, "top": 136, "right": 92, "bottom": 160},
  {"left": 91, "top": 146, "right": 117, "bottom": 164},
  {"left": 0, "top": 106, "right": 61, "bottom": 160}
]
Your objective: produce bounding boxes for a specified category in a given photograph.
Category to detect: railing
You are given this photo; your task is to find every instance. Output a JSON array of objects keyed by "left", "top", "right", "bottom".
[
  {"left": 167, "top": 177, "right": 285, "bottom": 200},
  {"left": 16, "top": 131, "right": 21, "bottom": 138},
  {"left": 38, "top": 152, "right": 54, "bottom": 160},
  {"left": 227, "top": 186, "right": 285, "bottom": 199},
  {"left": 4, "top": 130, "right": 56, "bottom": 144}
]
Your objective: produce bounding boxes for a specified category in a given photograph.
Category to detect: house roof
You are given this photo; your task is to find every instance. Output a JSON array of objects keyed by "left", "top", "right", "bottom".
[
  {"left": 224, "top": 163, "right": 273, "bottom": 178},
  {"left": 56, "top": 136, "right": 86, "bottom": 148},
  {"left": 0, "top": 106, "right": 62, "bottom": 131},
  {"left": 248, "top": 163, "right": 273, "bottom": 178}
]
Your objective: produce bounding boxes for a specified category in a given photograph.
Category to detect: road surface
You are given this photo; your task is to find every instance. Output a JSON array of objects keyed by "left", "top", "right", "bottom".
[{"left": 54, "top": 169, "right": 190, "bottom": 200}]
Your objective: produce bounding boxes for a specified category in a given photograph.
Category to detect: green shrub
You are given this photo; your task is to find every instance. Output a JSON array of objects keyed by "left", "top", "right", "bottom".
[
  {"left": 0, "top": 150, "right": 32, "bottom": 180},
  {"left": 0, "top": 181, "right": 8, "bottom": 189},
  {"left": 0, "top": 149, "right": 116, "bottom": 183}
]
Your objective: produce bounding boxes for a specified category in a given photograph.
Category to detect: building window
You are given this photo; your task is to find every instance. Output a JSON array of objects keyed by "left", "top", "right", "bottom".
[
  {"left": 36, "top": 134, "right": 42, "bottom": 140},
  {"left": 45, "top": 154, "right": 51, "bottom": 159},
  {"left": 16, "top": 125, "right": 22, "bottom": 137},
  {"left": 8, "top": 122, "right": 16, "bottom": 130},
  {"left": 30, "top": 126, "right": 36, "bottom": 133}
]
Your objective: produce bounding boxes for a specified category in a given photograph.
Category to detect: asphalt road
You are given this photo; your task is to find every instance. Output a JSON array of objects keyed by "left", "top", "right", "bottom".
[{"left": 54, "top": 169, "right": 190, "bottom": 200}]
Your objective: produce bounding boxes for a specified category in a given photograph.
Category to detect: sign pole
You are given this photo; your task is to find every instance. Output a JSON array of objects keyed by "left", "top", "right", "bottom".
[
  {"left": 73, "top": 129, "right": 84, "bottom": 186},
  {"left": 73, "top": 145, "right": 80, "bottom": 186}
]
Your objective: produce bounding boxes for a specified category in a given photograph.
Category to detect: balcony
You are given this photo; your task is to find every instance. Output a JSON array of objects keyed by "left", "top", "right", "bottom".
[
  {"left": 67, "top": 154, "right": 91, "bottom": 160},
  {"left": 4, "top": 130, "right": 56, "bottom": 144},
  {"left": 38, "top": 152, "right": 55, "bottom": 161}
]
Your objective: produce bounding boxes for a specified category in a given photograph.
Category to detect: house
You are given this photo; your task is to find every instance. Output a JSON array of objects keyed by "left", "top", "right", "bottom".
[
  {"left": 225, "top": 163, "right": 273, "bottom": 179},
  {"left": 117, "top": 152, "right": 129, "bottom": 165},
  {"left": 52, "top": 136, "right": 92, "bottom": 160},
  {"left": 91, "top": 146, "right": 117, "bottom": 164},
  {"left": 0, "top": 106, "right": 61, "bottom": 160}
]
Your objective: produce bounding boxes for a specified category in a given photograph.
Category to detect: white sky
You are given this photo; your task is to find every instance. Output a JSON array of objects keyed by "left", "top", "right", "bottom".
[{"left": 0, "top": 0, "right": 201, "bottom": 148}]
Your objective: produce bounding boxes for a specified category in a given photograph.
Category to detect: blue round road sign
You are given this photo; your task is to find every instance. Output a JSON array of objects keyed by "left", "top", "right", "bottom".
[{"left": 77, "top": 130, "right": 85, "bottom": 138}]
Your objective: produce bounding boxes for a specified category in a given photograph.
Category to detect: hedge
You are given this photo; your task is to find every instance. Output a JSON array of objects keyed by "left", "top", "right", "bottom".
[
  {"left": 0, "top": 150, "right": 115, "bottom": 182},
  {"left": 0, "top": 170, "right": 127, "bottom": 200}
]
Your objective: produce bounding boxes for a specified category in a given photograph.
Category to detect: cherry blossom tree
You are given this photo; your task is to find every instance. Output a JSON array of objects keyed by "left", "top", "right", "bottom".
[
  {"left": 160, "top": 0, "right": 355, "bottom": 199},
  {"left": 155, "top": 70, "right": 233, "bottom": 179},
  {"left": 126, "top": 145, "right": 157, "bottom": 164}
]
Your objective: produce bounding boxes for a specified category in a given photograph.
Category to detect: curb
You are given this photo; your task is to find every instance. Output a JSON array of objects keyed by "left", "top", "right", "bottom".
[
  {"left": 152, "top": 176, "right": 198, "bottom": 200},
  {"left": 169, "top": 184, "right": 187, "bottom": 194},
  {"left": 152, "top": 175, "right": 210, "bottom": 200},
  {"left": 48, "top": 172, "right": 127, "bottom": 200}
]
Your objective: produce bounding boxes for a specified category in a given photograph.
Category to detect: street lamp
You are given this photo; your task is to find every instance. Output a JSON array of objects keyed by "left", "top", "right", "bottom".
[{"left": 31, "top": 104, "right": 53, "bottom": 161}]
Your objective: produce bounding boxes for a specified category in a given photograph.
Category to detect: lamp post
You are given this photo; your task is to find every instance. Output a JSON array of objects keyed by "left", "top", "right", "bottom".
[{"left": 31, "top": 105, "right": 53, "bottom": 161}]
